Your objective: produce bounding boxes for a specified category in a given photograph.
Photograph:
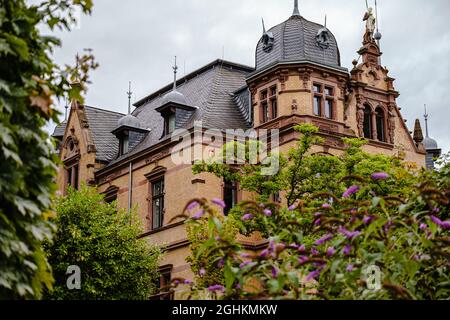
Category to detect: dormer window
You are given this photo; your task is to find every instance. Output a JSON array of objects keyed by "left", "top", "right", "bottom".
[
  {"left": 164, "top": 112, "right": 176, "bottom": 136},
  {"left": 119, "top": 131, "right": 129, "bottom": 156}
]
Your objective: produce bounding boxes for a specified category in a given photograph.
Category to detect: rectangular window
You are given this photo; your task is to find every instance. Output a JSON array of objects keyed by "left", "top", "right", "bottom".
[
  {"left": 66, "top": 163, "right": 79, "bottom": 190},
  {"left": 271, "top": 99, "right": 278, "bottom": 119},
  {"left": 164, "top": 113, "right": 176, "bottom": 135},
  {"left": 324, "top": 86, "right": 333, "bottom": 96},
  {"left": 151, "top": 178, "right": 165, "bottom": 230},
  {"left": 314, "top": 96, "right": 322, "bottom": 116},
  {"left": 325, "top": 99, "right": 333, "bottom": 119},
  {"left": 270, "top": 86, "right": 277, "bottom": 97},
  {"left": 224, "top": 179, "right": 238, "bottom": 215},
  {"left": 120, "top": 134, "right": 129, "bottom": 155},
  {"left": 150, "top": 265, "right": 174, "bottom": 300},
  {"left": 261, "top": 90, "right": 268, "bottom": 100},
  {"left": 73, "top": 164, "right": 79, "bottom": 190},
  {"left": 313, "top": 84, "right": 322, "bottom": 93},
  {"left": 261, "top": 102, "right": 269, "bottom": 123}
]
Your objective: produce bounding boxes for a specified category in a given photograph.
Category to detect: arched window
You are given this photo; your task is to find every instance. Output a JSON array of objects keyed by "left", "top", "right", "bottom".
[
  {"left": 375, "top": 107, "right": 386, "bottom": 142},
  {"left": 363, "top": 105, "right": 373, "bottom": 139}
]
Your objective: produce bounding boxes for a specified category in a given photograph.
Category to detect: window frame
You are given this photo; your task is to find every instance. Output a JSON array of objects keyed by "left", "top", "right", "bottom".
[
  {"left": 146, "top": 167, "right": 167, "bottom": 231},
  {"left": 375, "top": 106, "right": 386, "bottom": 142},
  {"left": 259, "top": 85, "right": 278, "bottom": 124},
  {"left": 223, "top": 178, "right": 239, "bottom": 215},
  {"left": 363, "top": 105, "right": 373, "bottom": 139},
  {"left": 312, "top": 83, "right": 336, "bottom": 120}
]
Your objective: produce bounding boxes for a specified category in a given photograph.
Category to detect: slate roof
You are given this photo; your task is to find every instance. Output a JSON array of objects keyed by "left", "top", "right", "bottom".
[
  {"left": 255, "top": 14, "right": 343, "bottom": 73},
  {"left": 83, "top": 106, "right": 125, "bottom": 162},
  {"left": 104, "top": 59, "right": 254, "bottom": 167},
  {"left": 52, "top": 106, "right": 125, "bottom": 163},
  {"left": 52, "top": 120, "right": 67, "bottom": 138}
]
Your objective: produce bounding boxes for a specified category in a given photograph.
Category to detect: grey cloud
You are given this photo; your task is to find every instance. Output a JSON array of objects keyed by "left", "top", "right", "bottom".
[{"left": 46, "top": 0, "right": 449, "bottom": 154}]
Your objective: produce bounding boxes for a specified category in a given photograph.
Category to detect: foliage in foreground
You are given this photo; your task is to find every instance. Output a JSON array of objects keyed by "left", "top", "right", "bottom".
[
  {"left": 0, "top": 0, "right": 96, "bottom": 299},
  {"left": 45, "top": 186, "right": 160, "bottom": 300},
  {"left": 180, "top": 125, "right": 449, "bottom": 300}
]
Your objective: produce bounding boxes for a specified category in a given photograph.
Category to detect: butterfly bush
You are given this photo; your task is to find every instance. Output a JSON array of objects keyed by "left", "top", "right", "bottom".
[{"left": 181, "top": 125, "right": 449, "bottom": 300}]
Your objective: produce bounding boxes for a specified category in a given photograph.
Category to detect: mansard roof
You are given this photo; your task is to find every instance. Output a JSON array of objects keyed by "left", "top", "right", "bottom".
[{"left": 102, "top": 59, "right": 254, "bottom": 167}]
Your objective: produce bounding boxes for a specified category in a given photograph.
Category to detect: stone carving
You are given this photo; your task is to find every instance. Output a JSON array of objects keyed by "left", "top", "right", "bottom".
[
  {"left": 291, "top": 99, "right": 298, "bottom": 113},
  {"left": 388, "top": 105, "right": 396, "bottom": 144},
  {"left": 357, "top": 105, "right": 365, "bottom": 137},
  {"left": 363, "top": 7, "right": 376, "bottom": 43}
]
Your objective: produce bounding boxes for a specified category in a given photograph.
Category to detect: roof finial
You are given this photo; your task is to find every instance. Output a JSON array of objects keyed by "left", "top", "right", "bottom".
[
  {"left": 292, "top": 0, "right": 300, "bottom": 16},
  {"left": 172, "top": 56, "right": 178, "bottom": 91},
  {"left": 127, "top": 81, "right": 133, "bottom": 115},
  {"left": 424, "top": 104, "right": 430, "bottom": 138},
  {"left": 262, "top": 17, "right": 266, "bottom": 34},
  {"left": 64, "top": 98, "right": 69, "bottom": 121},
  {"left": 324, "top": 14, "right": 327, "bottom": 28}
]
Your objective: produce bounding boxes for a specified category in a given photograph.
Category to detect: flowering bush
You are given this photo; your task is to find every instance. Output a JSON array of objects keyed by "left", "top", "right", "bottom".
[{"left": 183, "top": 125, "right": 449, "bottom": 300}]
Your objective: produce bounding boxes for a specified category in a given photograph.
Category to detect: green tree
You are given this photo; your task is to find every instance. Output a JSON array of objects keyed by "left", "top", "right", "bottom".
[
  {"left": 185, "top": 125, "right": 449, "bottom": 300},
  {"left": 0, "top": 0, "right": 96, "bottom": 299},
  {"left": 45, "top": 186, "right": 160, "bottom": 300}
]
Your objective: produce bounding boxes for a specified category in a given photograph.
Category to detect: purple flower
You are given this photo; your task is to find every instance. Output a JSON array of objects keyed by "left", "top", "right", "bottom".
[
  {"left": 271, "top": 267, "right": 279, "bottom": 278},
  {"left": 240, "top": 253, "right": 251, "bottom": 258},
  {"left": 269, "top": 240, "right": 275, "bottom": 252},
  {"left": 263, "top": 209, "right": 272, "bottom": 217},
  {"left": 314, "top": 212, "right": 322, "bottom": 218},
  {"left": 371, "top": 172, "right": 389, "bottom": 180},
  {"left": 315, "top": 234, "right": 334, "bottom": 246},
  {"left": 217, "top": 259, "right": 225, "bottom": 268},
  {"left": 326, "top": 247, "right": 336, "bottom": 257},
  {"left": 298, "top": 245, "right": 306, "bottom": 253},
  {"left": 288, "top": 205, "right": 296, "bottom": 211},
  {"left": 199, "top": 268, "right": 206, "bottom": 276},
  {"left": 215, "top": 236, "right": 221, "bottom": 241},
  {"left": 419, "top": 223, "right": 428, "bottom": 230},
  {"left": 173, "top": 280, "right": 180, "bottom": 285},
  {"left": 239, "top": 261, "right": 252, "bottom": 268},
  {"left": 298, "top": 256, "right": 309, "bottom": 265},
  {"left": 242, "top": 214, "right": 253, "bottom": 221},
  {"left": 322, "top": 203, "right": 331, "bottom": 209},
  {"left": 306, "top": 269, "right": 322, "bottom": 281},
  {"left": 350, "top": 208, "right": 358, "bottom": 215},
  {"left": 187, "top": 201, "right": 199, "bottom": 211},
  {"left": 363, "top": 216, "right": 375, "bottom": 225},
  {"left": 207, "top": 285, "right": 225, "bottom": 292},
  {"left": 384, "top": 221, "right": 394, "bottom": 233},
  {"left": 192, "top": 210, "right": 205, "bottom": 220},
  {"left": 338, "top": 227, "right": 361, "bottom": 240},
  {"left": 432, "top": 207, "right": 441, "bottom": 214},
  {"left": 346, "top": 264, "right": 354, "bottom": 272},
  {"left": 184, "top": 279, "right": 192, "bottom": 285},
  {"left": 343, "top": 185, "right": 360, "bottom": 198},
  {"left": 259, "top": 249, "right": 270, "bottom": 258},
  {"left": 343, "top": 244, "right": 352, "bottom": 256},
  {"left": 311, "top": 247, "right": 319, "bottom": 255},
  {"left": 314, "top": 219, "right": 321, "bottom": 226},
  {"left": 430, "top": 216, "right": 450, "bottom": 229},
  {"left": 212, "top": 198, "right": 226, "bottom": 208}
]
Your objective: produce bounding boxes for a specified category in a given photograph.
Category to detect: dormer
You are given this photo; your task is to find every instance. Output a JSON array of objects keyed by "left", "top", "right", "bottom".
[
  {"left": 156, "top": 57, "right": 197, "bottom": 137},
  {"left": 112, "top": 114, "right": 149, "bottom": 156}
]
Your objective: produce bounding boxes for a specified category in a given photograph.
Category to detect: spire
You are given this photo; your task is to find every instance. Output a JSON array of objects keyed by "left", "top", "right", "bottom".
[
  {"left": 262, "top": 17, "right": 266, "bottom": 34},
  {"left": 424, "top": 104, "right": 429, "bottom": 137},
  {"left": 292, "top": 0, "right": 300, "bottom": 16},
  {"left": 64, "top": 98, "right": 69, "bottom": 121},
  {"left": 172, "top": 56, "right": 178, "bottom": 91},
  {"left": 126, "top": 81, "right": 133, "bottom": 115},
  {"left": 413, "top": 119, "right": 424, "bottom": 145}
]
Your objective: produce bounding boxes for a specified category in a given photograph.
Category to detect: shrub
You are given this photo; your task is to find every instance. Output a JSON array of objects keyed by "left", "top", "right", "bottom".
[{"left": 45, "top": 186, "right": 160, "bottom": 300}]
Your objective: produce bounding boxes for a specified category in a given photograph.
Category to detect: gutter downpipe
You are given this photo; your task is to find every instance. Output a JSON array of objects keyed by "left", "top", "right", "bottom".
[{"left": 128, "top": 161, "right": 133, "bottom": 224}]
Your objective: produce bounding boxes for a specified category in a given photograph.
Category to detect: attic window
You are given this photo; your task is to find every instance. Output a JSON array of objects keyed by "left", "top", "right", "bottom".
[
  {"left": 119, "top": 131, "right": 129, "bottom": 156},
  {"left": 164, "top": 113, "right": 176, "bottom": 136}
]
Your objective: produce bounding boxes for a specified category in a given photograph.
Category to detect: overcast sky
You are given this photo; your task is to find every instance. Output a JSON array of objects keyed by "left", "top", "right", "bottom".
[{"left": 47, "top": 0, "right": 450, "bottom": 154}]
